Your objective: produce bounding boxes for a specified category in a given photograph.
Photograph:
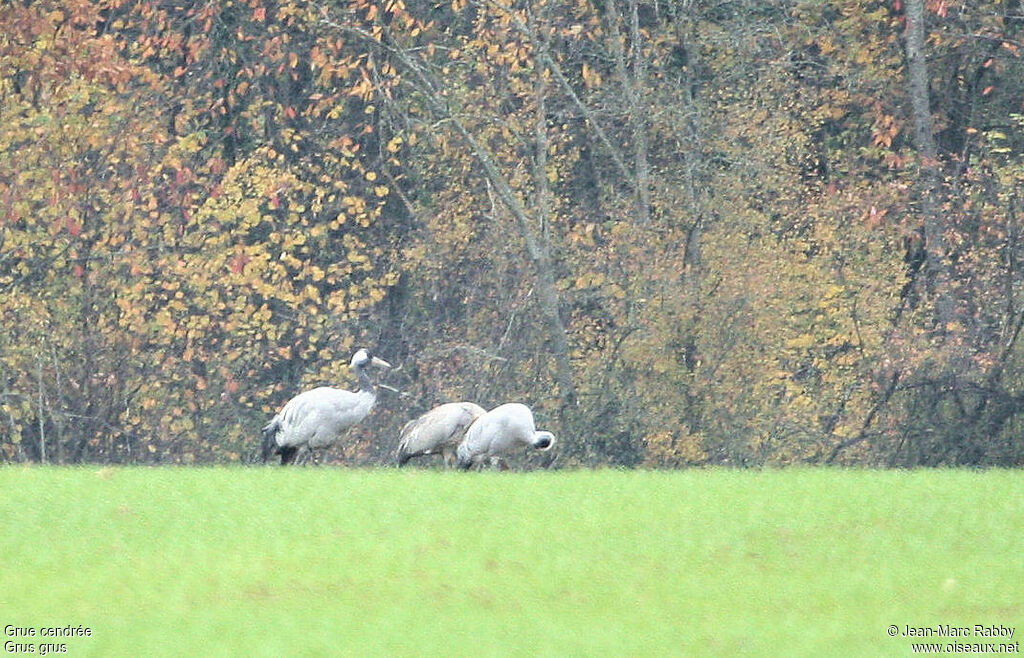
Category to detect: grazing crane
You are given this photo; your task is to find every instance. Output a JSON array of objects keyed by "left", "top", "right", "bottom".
[
  {"left": 456, "top": 402, "right": 556, "bottom": 470},
  {"left": 396, "top": 402, "right": 486, "bottom": 468},
  {"left": 261, "top": 349, "right": 392, "bottom": 465}
]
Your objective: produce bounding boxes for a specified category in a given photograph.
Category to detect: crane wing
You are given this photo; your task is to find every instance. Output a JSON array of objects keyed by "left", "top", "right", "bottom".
[{"left": 272, "top": 387, "right": 375, "bottom": 449}]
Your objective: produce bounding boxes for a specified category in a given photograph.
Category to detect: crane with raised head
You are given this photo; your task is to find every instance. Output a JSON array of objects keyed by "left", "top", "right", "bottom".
[{"left": 261, "top": 349, "right": 392, "bottom": 465}]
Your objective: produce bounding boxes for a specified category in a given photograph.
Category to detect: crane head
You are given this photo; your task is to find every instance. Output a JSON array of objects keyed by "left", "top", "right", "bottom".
[
  {"left": 350, "top": 348, "right": 392, "bottom": 370},
  {"left": 532, "top": 431, "right": 556, "bottom": 451}
]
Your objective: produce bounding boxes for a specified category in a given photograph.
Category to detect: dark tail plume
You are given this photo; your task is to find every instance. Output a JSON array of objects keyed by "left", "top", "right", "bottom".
[
  {"left": 278, "top": 446, "right": 298, "bottom": 465},
  {"left": 261, "top": 419, "right": 280, "bottom": 464}
]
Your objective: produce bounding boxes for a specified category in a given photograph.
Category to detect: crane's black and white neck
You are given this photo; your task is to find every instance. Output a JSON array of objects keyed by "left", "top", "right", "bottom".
[
  {"left": 349, "top": 348, "right": 391, "bottom": 393},
  {"left": 346, "top": 348, "right": 392, "bottom": 424}
]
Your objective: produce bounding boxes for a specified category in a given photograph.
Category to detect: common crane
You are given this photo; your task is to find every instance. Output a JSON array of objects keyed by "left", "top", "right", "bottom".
[
  {"left": 396, "top": 402, "right": 486, "bottom": 467},
  {"left": 261, "top": 349, "right": 392, "bottom": 465},
  {"left": 456, "top": 402, "right": 555, "bottom": 470}
]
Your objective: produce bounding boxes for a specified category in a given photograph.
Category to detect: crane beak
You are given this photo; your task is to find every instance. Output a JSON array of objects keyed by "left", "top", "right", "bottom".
[{"left": 371, "top": 356, "right": 392, "bottom": 369}]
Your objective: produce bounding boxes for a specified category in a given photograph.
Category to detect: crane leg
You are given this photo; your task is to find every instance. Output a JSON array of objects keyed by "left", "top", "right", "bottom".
[
  {"left": 539, "top": 451, "right": 558, "bottom": 469},
  {"left": 293, "top": 445, "right": 313, "bottom": 465}
]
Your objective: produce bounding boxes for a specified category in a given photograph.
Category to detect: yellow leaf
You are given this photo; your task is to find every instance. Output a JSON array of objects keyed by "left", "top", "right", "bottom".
[{"left": 785, "top": 334, "right": 816, "bottom": 350}]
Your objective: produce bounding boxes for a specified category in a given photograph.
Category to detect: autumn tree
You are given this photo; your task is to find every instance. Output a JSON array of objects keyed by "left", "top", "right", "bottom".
[
  {"left": 3, "top": 0, "right": 1024, "bottom": 468},
  {"left": 0, "top": 0, "right": 166, "bottom": 461}
]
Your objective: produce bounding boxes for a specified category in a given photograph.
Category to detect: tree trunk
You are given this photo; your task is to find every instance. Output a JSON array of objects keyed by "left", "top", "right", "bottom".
[
  {"left": 627, "top": 0, "right": 651, "bottom": 222},
  {"left": 903, "top": 0, "right": 955, "bottom": 329},
  {"left": 604, "top": 0, "right": 650, "bottom": 224}
]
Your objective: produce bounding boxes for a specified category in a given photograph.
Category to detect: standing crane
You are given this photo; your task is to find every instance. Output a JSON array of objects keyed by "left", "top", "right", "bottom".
[
  {"left": 396, "top": 402, "right": 486, "bottom": 468},
  {"left": 261, "top": 349, "right": 392, "bottom": 465},
  {"left": 456, "top": 403, "right": 556, "bottom": 470}
]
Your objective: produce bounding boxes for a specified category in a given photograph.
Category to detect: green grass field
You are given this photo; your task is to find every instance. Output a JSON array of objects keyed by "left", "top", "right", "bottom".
[{"left": 1, "top": 467, "right": 1021, "bottom": 656}]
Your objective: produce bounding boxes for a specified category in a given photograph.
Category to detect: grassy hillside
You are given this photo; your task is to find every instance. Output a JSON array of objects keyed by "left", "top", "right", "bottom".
[{"left": 1, "top": 468, "right": 1021, "bottom": 656}]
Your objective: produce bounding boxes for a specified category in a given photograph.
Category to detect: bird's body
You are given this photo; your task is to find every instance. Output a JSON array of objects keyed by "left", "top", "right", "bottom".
[
  {"left": 262, "top": 349, "right": 391, "bottom": 465},
  {"left": 269, "top": 386, "right": 376, "bottom": 449},
  {"left": 456, "top": 402, "right": 556, "bottom": 470},
  {"left": 396, "top": 402, "right": 486, "bottom": 467}
]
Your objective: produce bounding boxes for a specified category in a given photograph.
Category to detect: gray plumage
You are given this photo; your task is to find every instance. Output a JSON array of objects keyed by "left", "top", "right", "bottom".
[
  {"left": 456, "top": 402, "right": 556, "bottom": 470},
  {"left": 396, "top": 402, "right": 486, "bottom": 467},
  {"left": 261, "top": 349, "right": 392, "bottom": 465}
]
